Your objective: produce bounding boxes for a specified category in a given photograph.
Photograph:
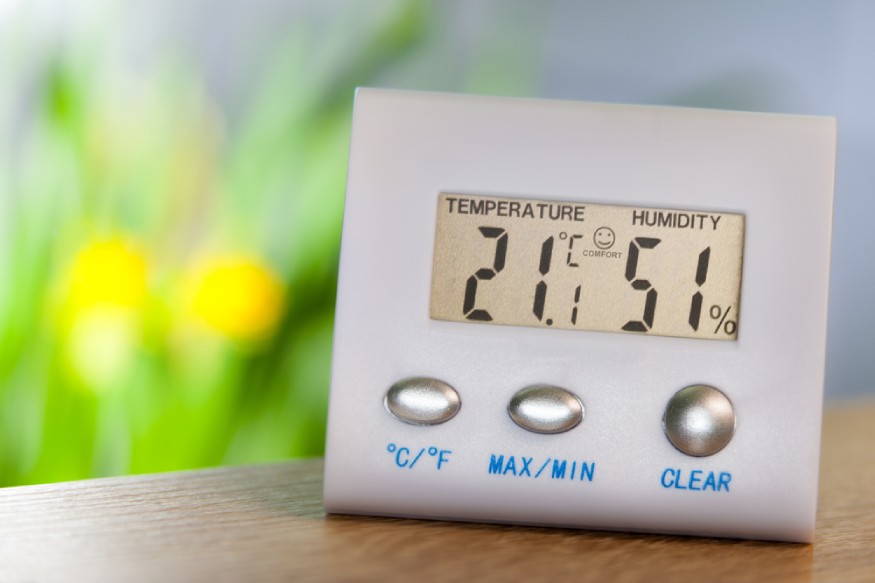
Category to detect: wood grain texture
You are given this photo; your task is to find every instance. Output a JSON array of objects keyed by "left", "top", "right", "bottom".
[{"left": 0, "top": 402, "right": 873, "bottom": 582}]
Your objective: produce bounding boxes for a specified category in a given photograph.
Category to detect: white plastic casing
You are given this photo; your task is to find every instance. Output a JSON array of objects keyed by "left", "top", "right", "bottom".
[{"left": 323, "top": 88, "right": 836, "bottom": 542}]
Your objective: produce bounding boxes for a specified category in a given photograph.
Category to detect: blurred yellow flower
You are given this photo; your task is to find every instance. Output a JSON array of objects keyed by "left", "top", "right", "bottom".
[
  {"left": 67, "top": 238, "right": 148, "bottom": 309},
  {"left": 59, "top": 238, "right": 148, "bottom": 390},
  {"left": 188, "top": 256, "right": 285, "bottom": 342}
]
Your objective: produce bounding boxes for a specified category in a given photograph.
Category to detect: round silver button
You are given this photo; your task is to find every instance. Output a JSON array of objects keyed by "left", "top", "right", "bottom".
[
  {"left": 385, "top": 377, "right": 461, "bottom": 425},
  {"left": 508, "top": 385, "right": 584, "bottom": 434},
  {"left": 663, "top": 384, "right": 735, "bottom": 457}
]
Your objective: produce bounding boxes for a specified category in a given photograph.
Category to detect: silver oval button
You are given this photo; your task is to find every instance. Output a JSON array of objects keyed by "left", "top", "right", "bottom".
[
  {"left": 508, "top": 385, "right": 584, "bottom": 434},
  {"left": 385, "top": 377, "right": 461, "bottom": 425}
]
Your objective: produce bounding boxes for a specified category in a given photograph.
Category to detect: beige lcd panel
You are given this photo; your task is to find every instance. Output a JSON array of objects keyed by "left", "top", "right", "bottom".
[{"left": 430, "top": 193, "right": 744, "bottom": 341}]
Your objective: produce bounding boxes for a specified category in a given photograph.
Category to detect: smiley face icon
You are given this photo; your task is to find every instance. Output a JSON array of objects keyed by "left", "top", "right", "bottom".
[{"left": 593, "top": 227, "right": 616, "bottom": 250}]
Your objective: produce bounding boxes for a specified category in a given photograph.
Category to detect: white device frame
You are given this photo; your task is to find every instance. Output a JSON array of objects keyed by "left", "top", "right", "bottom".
[{"left": 324, "top": 88, "right": 835, "bottom": 542}]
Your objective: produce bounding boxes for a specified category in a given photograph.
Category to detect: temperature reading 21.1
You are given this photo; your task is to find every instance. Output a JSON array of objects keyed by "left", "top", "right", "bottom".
[{"left": 430, "top": 193, "right": 745, "bottom": 341}]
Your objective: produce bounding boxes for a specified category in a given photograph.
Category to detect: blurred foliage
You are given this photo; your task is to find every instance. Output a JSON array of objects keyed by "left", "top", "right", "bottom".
[{"left": 0, "top": 0, "right": 429, "bottom": 485}]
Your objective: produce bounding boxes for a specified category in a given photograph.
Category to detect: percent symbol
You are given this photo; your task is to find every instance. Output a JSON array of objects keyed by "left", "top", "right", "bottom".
[{"left": 710, "top": 305, "right": 738, "bottom": 335}]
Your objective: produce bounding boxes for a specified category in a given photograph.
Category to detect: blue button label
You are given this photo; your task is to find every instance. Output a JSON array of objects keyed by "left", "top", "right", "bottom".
[
  {"left": 660, "top": 468, "right": 731, "bottom": 492},
  {"left": 386, "top": 443, "right": 452, "bottom": 471},
  {"left": 488, "top": 453, "right": 595, "bottom": 483}
]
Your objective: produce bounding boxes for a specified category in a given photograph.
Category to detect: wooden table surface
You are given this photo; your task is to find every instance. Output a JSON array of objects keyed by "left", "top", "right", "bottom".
[{"left": 0, "top": 402, "right": 873, "bottom": 583}]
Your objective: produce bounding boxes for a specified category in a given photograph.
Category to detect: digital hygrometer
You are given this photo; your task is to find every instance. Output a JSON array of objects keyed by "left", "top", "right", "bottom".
[{"left": 323, "top": 88, "right": 835, "bottom": 542}]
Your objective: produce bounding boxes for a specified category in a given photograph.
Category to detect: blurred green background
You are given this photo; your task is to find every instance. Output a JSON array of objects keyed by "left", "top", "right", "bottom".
[
  {"left": 0, "top": 0, "right": 542, "bottom": 486},
  {"left": 0, "top": 0, "right": 871, "bottom": 485}
]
